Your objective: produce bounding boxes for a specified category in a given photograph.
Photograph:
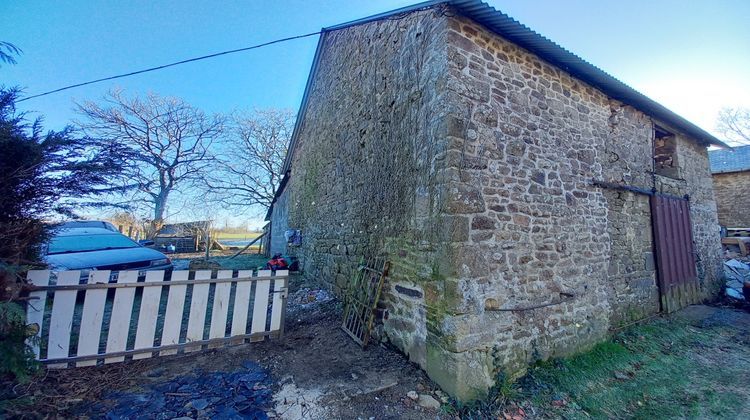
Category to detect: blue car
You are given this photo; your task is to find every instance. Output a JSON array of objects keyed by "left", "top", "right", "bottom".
[{"left": 45, "top": 227, "right": 173, "bottom": 282}]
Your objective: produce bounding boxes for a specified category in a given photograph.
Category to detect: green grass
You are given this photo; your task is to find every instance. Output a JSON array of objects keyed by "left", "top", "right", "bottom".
[
  {"left": 215, "top": 232, "right": 261, "bottom": 240},
  {"left": 210, "top": 254, "right": 268, "bottom": 271},
  {"left": 517, "top": 317, "right": 749, "bottom": 419}
]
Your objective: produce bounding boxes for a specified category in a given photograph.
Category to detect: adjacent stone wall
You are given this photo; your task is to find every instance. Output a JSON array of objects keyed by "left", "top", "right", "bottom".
[
  {"left": 269, "top": 186, "right": 289, "bottom": 256},
  {"left": 712, "top": 171, "right": 750, "bottom": 228},
  {"left": 599, "top": 103, "right": 659, "bottom": 326},
  {"left": 602, "top": 190, "right": 659, "bottom": 326}
]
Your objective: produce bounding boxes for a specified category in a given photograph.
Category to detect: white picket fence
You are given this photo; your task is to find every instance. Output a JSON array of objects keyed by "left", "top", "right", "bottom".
[{"left": 25, "top": 269, "right": 288, "bottom": 368}]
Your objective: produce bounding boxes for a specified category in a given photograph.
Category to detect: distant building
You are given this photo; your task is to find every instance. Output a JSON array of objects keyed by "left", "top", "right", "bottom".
[
  {"left": 709, "top": 145, "right": 750, "bottom": 228},
  {"left": 155, "top": 221, "right": 210, "bottom": 253}
]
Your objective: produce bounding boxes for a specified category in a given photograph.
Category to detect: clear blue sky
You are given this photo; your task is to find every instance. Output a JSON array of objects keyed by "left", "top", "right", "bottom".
[
  {"left": 2, "top": 0, "right": 749, "bottom": 224},
  {"left": 3, "top": 0, "right": 749, "bottom": 133}
]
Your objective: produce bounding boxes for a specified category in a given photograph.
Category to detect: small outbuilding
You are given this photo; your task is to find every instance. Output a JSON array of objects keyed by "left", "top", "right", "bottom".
[
  {"left": 155, "top": 221, "right": 213, "bottom": 253},
  {"left": 267, "top": 0, "right": 726, "bottom": 401},
  {"left": 709, "top": 145, "right": 750, "bottom": 228}
]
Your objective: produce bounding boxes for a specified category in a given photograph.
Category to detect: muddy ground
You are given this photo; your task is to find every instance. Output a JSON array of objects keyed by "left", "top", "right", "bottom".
[{"left": 1, "top": 276, "right": 449, "bottom": 419}]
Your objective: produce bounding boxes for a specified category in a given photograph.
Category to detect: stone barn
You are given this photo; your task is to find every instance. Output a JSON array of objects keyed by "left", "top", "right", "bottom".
[
  {"left": 709, "top": 145, "right": 750, "bottom": 228},
  {"left": 267, "top": 0, "right": 726, "bottom": 401}
]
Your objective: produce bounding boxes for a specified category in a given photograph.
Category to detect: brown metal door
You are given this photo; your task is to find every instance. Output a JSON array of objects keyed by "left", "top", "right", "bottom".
[{"left": 650, "top": 194, "right": 700, "bottom": 312}]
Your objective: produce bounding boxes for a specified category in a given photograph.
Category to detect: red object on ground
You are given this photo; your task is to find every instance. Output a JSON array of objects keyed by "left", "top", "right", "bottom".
[{"left": 267, "top": 255, "right": 288, "bottom": 270}]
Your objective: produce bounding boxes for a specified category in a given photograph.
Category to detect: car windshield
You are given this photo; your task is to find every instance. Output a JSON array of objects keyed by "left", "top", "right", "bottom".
[{"left": 47, "top": 234, "right": 140, "bottom": 255}]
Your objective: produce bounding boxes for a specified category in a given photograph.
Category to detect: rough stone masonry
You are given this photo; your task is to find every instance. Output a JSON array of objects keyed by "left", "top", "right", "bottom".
[
  {"left": 712, "top": 171, "right": 750, "bottom": 228},
  {"left": 269, "top": 4, "right": 723, "bottom": 401}
]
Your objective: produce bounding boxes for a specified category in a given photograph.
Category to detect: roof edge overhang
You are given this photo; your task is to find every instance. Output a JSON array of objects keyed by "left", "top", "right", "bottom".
[
  {"left": 264, "top": 170, "right": 290, "bottom": 221},
  {"left": 711, "top": 168, "right": 750, "bottom": 175}
]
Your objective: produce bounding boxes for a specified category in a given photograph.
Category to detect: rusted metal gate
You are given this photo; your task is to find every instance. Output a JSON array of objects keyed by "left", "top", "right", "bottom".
[
  {"left": 341, "top": 258, "right": 389, "bottom": 347},
  {"left": 650, "top": 194, "right": 700, "bottom": 312}
]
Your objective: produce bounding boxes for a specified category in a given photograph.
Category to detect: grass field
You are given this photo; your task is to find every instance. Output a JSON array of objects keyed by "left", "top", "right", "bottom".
[
  {"left": 215, "top": 232, "right": 261, "bottom": 240},
  {"left": 208, "top": 254, "right": 268, "bottom": 270}
]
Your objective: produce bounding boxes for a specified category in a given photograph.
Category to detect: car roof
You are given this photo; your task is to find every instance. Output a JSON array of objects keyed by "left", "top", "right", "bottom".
[
  {"left": 54, "top": 227, "right": 124, "bottom": 237},
  {"left": 60, "top": 220, "right": 118, "bottom": 231}
]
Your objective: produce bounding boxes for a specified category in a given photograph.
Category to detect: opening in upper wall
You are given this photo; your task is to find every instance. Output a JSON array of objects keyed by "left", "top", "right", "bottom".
[{"left": 654, "top": 125, "right": 679, "bottom": 178}]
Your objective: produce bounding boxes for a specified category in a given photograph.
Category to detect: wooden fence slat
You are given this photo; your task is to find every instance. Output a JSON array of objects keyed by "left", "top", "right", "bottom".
[
  {"left": 208, "top": 270, "right": 233, "bottom": 345},
  {"left": 185, "top": 270, "right": 211, "bottom": 352},
  {"left": 270, "top": 270, "right": 288, "bottom": 332},
  {"left": 31, "top": 269, "right": 289, "bottom": 368},
  {"left": 25, "top": 270, "right": 50, "bottom": 359},
  {"left": 231, "top": 270, "right": 254, "bottom": 339},
  {"left": 250, "top": 270, "right": 271, "bottom": 341},
  {"left": 160, "top": 270, "right": 189, "bottom": 356},
  {"left": 47, "top": 271, "right": 81, "bottom": 368},
  {"left": 105, "top": 271, "right": 138, "bottom": 364},
  {"left": 76, "top": 271, "right": 110, "bottom": 367},
  {"left": 132, "top": 270, "right": 165, "bottom": 360}
]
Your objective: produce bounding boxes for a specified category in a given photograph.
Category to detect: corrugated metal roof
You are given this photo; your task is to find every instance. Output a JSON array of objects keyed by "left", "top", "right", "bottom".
[{"left": 709, "top": 145, "right": 750, "bottom": 174}]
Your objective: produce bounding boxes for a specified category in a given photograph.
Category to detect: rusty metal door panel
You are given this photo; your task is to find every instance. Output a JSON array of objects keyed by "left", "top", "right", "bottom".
[{"left": 650, "top": 195, "right": 700, "bottom": 312}]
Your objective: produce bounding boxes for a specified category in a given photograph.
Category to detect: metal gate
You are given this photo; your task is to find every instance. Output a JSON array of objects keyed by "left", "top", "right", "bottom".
[
  {"left": 650, "top": 194, "right": 700, "bottom": 312},
  {"left": 341, "top": 258, "right": 389, "bottom": 347}
]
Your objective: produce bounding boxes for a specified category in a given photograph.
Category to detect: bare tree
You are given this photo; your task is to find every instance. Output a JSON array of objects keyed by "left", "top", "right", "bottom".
[
  {"left": 716, "top": 107, "right": 750, "bottom": 146},
  {"left": 208, "top": 108, "right": 294, "bottom": 211},
  {"left": 77, "top": 89, "right": 224, "bottom": 236}
]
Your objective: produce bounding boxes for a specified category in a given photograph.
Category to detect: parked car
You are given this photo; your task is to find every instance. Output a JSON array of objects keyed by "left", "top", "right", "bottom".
[{"left": 45, "top": 227, "right": 173, "bottom": 282}]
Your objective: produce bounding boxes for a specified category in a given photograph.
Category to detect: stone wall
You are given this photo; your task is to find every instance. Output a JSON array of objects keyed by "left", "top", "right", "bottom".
[
  {"left": 432, "top": 13, "right": 723, "bottom": 400},
  {"left": 273, "top": 5, "right": 723, "bottom": 403},
  {"left": 712, "top": 171, "right": 750, "bottom": 228},
  {"left": 274, "top": 7, "right": 457, "bottom": 369},
  {"left": 269, "top": 185, "right": 289, "bottom": 256}
]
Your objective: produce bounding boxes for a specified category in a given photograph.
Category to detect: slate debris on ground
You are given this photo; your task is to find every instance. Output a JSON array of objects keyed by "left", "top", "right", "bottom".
[
  {"left": 81, "top": 361, "right": 273, "bottom": 419},
  {"left": 724, "top": 259, "right": 750, "bottom": 301}
]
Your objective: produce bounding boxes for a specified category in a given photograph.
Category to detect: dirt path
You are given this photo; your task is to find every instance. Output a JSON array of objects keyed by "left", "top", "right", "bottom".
[{"left": 250, "top": 300, "right": 448, "bottom": 419}]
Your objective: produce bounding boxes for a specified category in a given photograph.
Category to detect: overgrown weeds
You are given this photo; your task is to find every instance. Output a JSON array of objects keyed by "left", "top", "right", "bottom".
[
  {"left": 0, "top": 302, "right": 39, "bottom": 382},
  {"left": 445, "top": 372, "right": 520, "bottom": 419}
]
